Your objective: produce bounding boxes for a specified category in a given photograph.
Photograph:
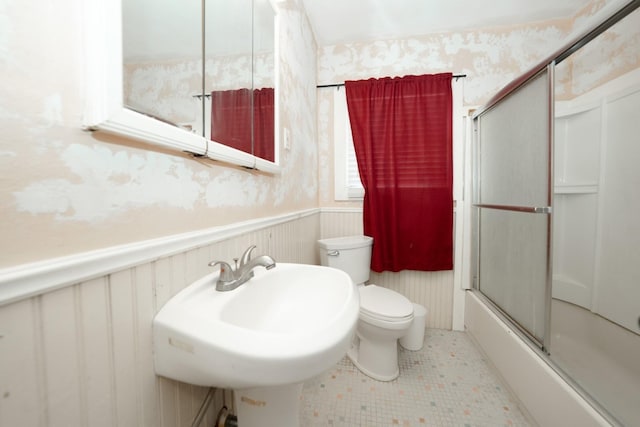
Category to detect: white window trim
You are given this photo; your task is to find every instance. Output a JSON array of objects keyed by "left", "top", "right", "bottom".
[{"left": 333, "top": 88, "right": 364, "bottom": 200}]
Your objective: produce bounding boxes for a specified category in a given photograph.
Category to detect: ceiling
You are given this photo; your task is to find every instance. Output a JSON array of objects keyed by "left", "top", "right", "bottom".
[{"left": 301, "top": 0, "right": 595, "bottom": 46}]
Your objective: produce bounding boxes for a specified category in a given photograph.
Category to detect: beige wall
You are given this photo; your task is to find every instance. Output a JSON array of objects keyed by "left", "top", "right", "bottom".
[
  {"left": 316, "top": 21, "right": 578, "bottom": 107},
  {"left": 559, "top": 6, "right": 640, "bottom": 99},
  {"left": 1, "top": 0, "right": 617, "bottom": 269}
]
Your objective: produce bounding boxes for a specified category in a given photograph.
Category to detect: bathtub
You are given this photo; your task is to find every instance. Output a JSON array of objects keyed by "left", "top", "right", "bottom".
[
  {"left": 550, "top": 298, "right": 640, "bottom": 426},
  {"left": 464, "top": 291, "right": 613, "bottom": 427}
]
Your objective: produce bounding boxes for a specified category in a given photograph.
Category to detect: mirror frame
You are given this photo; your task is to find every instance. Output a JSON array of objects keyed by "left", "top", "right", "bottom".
[{"left": 83, "top": 0, "right": 280, "bottom": 174}]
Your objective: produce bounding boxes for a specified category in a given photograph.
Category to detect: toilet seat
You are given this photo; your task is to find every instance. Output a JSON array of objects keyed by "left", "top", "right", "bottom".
[{"left": 358, "top": 285, "right": 414, "bottom": 324}]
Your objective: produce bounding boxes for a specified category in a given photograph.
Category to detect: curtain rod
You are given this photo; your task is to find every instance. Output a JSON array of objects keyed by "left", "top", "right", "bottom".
[{"left": 316, "top": 74, "right": 467, "bottom": 89}]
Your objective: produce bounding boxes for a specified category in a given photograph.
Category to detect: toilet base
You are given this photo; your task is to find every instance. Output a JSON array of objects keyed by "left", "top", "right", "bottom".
[
  {"left": 347, "top": 333, "right": 401, "bottom": 381},
  {"left": 347, "top": 347, "right": 399, "bottom": 381}
]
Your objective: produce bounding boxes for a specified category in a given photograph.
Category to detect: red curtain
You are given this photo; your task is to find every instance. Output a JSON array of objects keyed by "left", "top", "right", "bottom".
[
  {"left": 210, "top": 88, "right": 274, "bottom": 162},
  {"left": 253, "top": 88, "right": 275, "bottom": 162},
  {"left": 210, "top": 89, "right": 252, "bottom": 155},
  {"left": 345, "top": 73, "right": 453, "bottom": 272}
]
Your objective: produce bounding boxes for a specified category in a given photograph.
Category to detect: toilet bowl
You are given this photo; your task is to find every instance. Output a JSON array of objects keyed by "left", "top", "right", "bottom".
[
  {"left": 318, "top": 236, "right": 414, "bottom": 381},
  {"left": 351, "top": 284, "right": 414, "bottom": 380}
]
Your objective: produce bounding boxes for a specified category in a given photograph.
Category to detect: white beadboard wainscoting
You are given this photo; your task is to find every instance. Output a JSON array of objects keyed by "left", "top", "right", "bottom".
[
  {"left": 0, "top": 210, "right": 320, "bottom": 427},
  {"left": 320, "top": 208, "right": 365, "bottom": 239},
  {"left": 371, "top": 270, "right": 454, "bottom": 330},
  {"left": 0, "top": 207, "right": 457, "bottom": 426}
]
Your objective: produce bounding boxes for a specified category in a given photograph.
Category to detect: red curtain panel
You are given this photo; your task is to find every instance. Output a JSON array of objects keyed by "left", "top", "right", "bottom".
[
  {"left": 253, "top": 88, "right": 275, "bottom": 162},
  {"left": 345, "top": 73, "right": 453, "bottom": 272},
  {"left": 210, "top": 88, "right": 274, "bottom": 162},
  {"left": 210, "top": 88, "right": 252, "bottom": 155}
]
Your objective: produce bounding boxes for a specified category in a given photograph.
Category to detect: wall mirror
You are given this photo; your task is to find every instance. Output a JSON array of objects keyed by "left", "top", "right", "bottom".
[
  {"left": 204, "top": 0, "right": 276, "bottom": 162},
  {"left": 122, "top": 0, "right": 203, "bottom": 134},
  {"left": 84, "top": 0, "right": 279, "bottom": 173}
]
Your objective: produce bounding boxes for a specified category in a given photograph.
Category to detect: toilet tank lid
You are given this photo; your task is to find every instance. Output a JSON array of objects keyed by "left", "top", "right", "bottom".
[{"left": 318, "top": 235, "right": 373, "bottom": 250}]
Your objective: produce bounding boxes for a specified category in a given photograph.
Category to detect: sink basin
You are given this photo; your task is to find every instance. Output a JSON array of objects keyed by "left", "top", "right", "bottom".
[{"left": 152, "top": 263, "right": 359, "bottom": 389}]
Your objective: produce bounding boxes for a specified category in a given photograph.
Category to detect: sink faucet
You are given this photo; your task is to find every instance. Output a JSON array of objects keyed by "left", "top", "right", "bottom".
[{"left": 208, "top": 245, "right": 276, "bottom": 291}]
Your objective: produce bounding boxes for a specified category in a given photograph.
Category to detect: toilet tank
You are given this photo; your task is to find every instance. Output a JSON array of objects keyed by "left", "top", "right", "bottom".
[{"left": 317, "top": 235, "right": 373, "bottom": 285}]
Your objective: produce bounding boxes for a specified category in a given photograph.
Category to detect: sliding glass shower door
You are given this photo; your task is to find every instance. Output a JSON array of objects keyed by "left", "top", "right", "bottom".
[
  {"left": 473, "top": 70, "right": 553, "bottom": 347},
  {"left": 471, "top": 3, "right": 640, "bottom": 423}
]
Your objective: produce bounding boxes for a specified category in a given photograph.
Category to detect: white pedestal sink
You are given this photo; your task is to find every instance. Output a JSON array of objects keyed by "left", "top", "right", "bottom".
[{"left": 153, "top": 263, "right": 359, "bottom": 427}]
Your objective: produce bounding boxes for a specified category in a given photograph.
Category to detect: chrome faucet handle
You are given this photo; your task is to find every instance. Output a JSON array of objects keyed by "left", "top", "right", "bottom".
[
  {"left": 239, "top": 245, "right": 257, "bottom": 268},
  {"left": 208, "top": 260, "right": 234, "bottom": 281},
  {"left": 208, "top": 253, "right": 275, "bottom": 292}
]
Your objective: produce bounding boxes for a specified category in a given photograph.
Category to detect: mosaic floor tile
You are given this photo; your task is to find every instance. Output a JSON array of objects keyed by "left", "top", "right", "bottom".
[{"left": 301, "top": 329, "right": 536, "bottom": 427}]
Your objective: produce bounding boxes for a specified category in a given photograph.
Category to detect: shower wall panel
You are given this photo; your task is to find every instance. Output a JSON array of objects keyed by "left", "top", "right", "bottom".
[{"left": 595, "top": 85, "right": 640, "bottom": 334}]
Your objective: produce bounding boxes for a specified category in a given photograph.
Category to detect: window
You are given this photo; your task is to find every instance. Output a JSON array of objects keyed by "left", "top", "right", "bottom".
[
  {"left": 334, "top": 88, "right": 364, "bottom": 200},
  {"left": 334, "top": 79, "right": 463, "bottom": 201}
]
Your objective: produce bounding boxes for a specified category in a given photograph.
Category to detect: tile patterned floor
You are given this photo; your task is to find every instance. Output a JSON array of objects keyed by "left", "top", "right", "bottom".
[{"left": 301, "top": 329, "right": 536, "bottom": 427}]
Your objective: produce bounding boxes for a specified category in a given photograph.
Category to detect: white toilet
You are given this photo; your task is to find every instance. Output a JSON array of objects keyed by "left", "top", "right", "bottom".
[{"left": 318, "top": 235, "right": 414, "bottom": 381}]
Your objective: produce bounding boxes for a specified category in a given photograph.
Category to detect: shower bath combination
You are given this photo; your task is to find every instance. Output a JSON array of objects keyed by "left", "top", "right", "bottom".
[{"left": 470, "top": 2, "right": 640, "bottom": 425}]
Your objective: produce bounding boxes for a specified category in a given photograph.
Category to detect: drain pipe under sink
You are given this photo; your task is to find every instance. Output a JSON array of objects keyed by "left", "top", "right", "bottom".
[
  {"left": 189, "top": 386, "right": 238, "bottom": 427},
  {"left": 190, "top": 387, "right": 217, "bottom": 427},
  {"left": 216, "top": 406, "right": 238, "bottom": 427}
]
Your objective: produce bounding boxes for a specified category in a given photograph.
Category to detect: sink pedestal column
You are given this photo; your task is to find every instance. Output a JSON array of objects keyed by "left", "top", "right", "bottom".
[{"left": 235, "top": 383, "right": 303, "bottom": 427}]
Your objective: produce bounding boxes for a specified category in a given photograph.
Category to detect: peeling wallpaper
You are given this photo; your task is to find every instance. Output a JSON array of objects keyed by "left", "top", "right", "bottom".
[
  {"left": 14, "top": 144, "right": 205, "bottom": 222},
  {"left": 569, "top": 6, "right": 640, "bottom": 96},
  {"left": 123, "top": 58, "right": 203, "bottom": 126},
  {"left": 317, "top": 21, "right": 572, "bottom": 106},
  {"left": 1, "top": 0, "right": 317, "bottom": 267}
]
